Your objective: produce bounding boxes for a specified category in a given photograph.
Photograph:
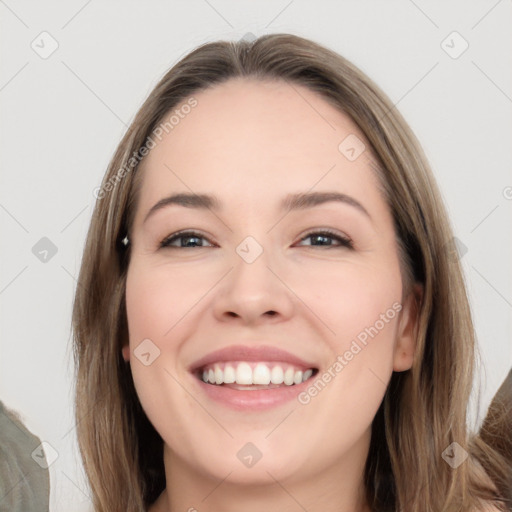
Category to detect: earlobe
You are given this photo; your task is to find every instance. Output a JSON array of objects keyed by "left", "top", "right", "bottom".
[
  {"left": 393, "top": 283, "right": 423, "bottom": 372},
  {"left": 122, "top": 344, "right": 130, "bottom": 362}
]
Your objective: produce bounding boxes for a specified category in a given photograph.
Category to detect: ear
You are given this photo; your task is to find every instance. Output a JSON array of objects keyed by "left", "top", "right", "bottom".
[
  {"left": 393, "top": 283, "right": 423, "bottom": 372},
  {"left": 121, "top": 344, "right": 130, "bottom": 362}
]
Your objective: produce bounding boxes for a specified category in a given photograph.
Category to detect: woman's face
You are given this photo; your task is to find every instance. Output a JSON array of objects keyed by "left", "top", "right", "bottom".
[{"left": 124, "top": 78, "right": 418, "bottom": 491}]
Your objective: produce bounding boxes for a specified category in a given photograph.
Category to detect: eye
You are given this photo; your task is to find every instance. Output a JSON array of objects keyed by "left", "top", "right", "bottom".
[
  {"left": 296, "top": 229, "right": 353, "bottom": 249},
  {"left": 160, "top": 230, "right": 214, "bottom": 249},
  {"left": 159, "top": 229, "right": 353, "bottom": 250}
]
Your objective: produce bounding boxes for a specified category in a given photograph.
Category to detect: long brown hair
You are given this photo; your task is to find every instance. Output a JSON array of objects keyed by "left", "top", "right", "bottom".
[{"left": 72, "top": 33, "right": 511, "bottom": 511}]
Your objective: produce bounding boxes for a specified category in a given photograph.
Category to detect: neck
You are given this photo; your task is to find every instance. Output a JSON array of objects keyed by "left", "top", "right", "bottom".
[{"left": 150, "top": 430, "right": 372, "bottom": 512}]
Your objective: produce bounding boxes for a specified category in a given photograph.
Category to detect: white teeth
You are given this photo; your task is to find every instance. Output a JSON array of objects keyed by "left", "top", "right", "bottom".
[
  {"left": 236, "top": 362, "right": 253, "bottom": 385},
  {"left": 200, "top": 362, "right": 315, "bottom": 387},
  {"left": 253, "top": 363, "right": 271, "bottom": 385},
  {"left": 214, "top": 364, "right": 223, "bottom": 385},
  {"left": 284, "top": 367, "right": 295, "bottom": 386},
  {"left": 271, "top": 365, "right": 284, "bottom": 384},
  {"left": 223, "top": 364, "right": 236, "bottom": 383},
  {"left": 302, "top": 369, "right": 313, "bottom": 382}
]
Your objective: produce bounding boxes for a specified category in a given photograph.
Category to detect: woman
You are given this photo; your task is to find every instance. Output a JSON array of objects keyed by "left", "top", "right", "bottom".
[{"left": 72, "top": 33, "right": 511, "bottom": 511}]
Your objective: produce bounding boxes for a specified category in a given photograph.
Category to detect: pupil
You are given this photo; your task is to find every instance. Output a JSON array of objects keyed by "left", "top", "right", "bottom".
[
  {"left": 183, "top": 236, "right": 200, "bottom": 247},
  {"left": 314, "top": 235, "right": 330, "bottom": 245}
]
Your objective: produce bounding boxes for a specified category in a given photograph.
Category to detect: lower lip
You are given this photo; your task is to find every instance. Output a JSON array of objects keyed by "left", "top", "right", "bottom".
[{"left": 192, "top": 374, "right": 315, "bottom": 411}]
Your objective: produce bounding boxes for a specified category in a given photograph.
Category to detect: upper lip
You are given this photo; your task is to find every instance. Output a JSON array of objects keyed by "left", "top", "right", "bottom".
[{"left": 189, "top": 344, "right": 319, "bottom": 372}]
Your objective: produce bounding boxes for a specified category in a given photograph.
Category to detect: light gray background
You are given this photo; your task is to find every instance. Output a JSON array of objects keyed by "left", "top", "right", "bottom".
[{"left": 1, "top": 1, "right": 511, "bottom": 510}]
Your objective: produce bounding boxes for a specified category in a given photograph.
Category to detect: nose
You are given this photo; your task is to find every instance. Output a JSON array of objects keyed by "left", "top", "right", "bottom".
[{"left": 212, "top": 246, "right": 295, "bottom": 326}]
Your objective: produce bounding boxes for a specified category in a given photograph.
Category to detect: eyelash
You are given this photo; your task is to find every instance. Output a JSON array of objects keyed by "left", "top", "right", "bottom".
[{"left": 159, "top": 229, "right": 354, "bottom": 250}]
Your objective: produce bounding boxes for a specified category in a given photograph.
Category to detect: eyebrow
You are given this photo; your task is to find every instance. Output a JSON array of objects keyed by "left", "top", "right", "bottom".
[{"left": 143, "top": 191, "right": 370, "bottom": 224}]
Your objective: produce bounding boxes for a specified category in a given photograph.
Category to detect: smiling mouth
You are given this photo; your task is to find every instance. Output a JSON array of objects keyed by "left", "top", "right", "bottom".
[{"left": 195, "top": 361, "right": 319, "bottom": 390}]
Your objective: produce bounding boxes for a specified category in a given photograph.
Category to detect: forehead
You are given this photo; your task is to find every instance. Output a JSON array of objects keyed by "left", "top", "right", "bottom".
[{"left": 135, "top": 78, "right": 383, "bottom": 217}]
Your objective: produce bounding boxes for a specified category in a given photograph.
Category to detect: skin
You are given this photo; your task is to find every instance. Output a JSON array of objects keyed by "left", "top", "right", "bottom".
[{"left": 122, "top": 78, "right": 421, "bottom": 512}]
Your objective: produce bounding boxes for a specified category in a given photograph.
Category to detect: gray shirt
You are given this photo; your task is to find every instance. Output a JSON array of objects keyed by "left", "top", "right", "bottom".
[{"left": 0, "top": 401, "right": 50, "bottom": 512}]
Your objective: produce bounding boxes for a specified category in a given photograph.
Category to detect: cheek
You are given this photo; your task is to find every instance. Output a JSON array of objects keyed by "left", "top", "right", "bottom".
[
  {"left": 291, "top": 266, "right": 402, "bottom": 462},
  {"left": 125, "top": 262, "right": 201, "bottom": 440},
  {"left": 291, "top": 256, "right": 402, "bottom": 344},
  {"left": 125, "top": 260, "right": 208, "bottom": 341},
  {"left": 279, "top": 266, "right": 402, "bottom": 477},
  {"left": 292, "top": 257, "right": 402, "bottom": 405}
]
